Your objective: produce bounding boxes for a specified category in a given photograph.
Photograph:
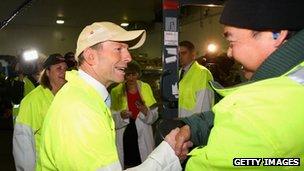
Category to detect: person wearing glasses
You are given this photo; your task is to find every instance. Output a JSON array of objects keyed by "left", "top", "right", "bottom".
[{"left": 111, "top": 60, "right": 158, "bottom": 169}]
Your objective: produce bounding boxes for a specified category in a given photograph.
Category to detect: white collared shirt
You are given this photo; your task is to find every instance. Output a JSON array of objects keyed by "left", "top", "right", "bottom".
[
  {"left": 78, "top": 69, "right": 111, "bottom": 107},
  {"left": 181, "top": 61, "right": 193, "bottom": 75}
]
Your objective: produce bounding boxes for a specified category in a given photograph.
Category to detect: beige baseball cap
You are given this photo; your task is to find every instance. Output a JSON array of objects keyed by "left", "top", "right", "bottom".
[{"left": 75, "top": 21, "right": 146, "bottom": 61}]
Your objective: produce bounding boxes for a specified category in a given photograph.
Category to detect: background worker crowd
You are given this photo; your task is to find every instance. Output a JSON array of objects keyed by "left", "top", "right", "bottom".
[
  {"left": 172, "top": 0, "right": 304, "bottom": 170},
  {"left": 111, "top": 60, "right": 158, "bottom": 168},
  {"left": 178, "top": 40, "right": 214, "bottom": 118},
  {"left": 13, "top": 54, "right": 67, "bottom": 171},
  {"left": 10, "top": 53, "right": 45, "bottom": 122}
]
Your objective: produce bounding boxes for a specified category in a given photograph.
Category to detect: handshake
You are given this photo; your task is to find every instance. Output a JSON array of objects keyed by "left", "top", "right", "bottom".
[{"left": 164, "top": 125, "right": 193, "bottom": 160}]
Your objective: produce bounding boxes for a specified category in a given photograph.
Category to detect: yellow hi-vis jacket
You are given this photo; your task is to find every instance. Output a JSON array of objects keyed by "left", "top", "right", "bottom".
[
  {"left": 36, "top": 71, "right": 119, "bottom": 171},
  {"left": 13, "top": 85, "right": 54, "bottom": 171},
  {"left": 186, "top": 62, "right": 304, "bottom": 171},
  {"left": 111, "top": 81, "right": 156, "bottom": 111},
  {"left": 179, "top": 61, "right": 214, "bottom": 117},
  {"left": 23, "top": 76, "right": 36, "bottom": 96}
]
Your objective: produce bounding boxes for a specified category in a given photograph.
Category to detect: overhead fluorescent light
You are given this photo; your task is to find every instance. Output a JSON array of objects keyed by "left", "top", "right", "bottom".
[
  {"left": 56, "top": 19, "right": 65, "bottom": 24},
  {"left": 23, "top": 50, "right": 38, "bottom": 61},
  {"left": 207, "top": 43, "right": 217, "bottom": 53},
  {"left": 120, "top": 22, "right": 129, "bottom": 27}
]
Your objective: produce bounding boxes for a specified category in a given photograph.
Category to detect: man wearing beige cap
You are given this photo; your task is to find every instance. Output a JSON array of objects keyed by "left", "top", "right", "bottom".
[{"left": 36, "top": 22, "right": 182, "bottom": 171}]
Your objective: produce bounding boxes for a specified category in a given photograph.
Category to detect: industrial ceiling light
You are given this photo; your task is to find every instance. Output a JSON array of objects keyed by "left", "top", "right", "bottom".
[
  {"left": 56, "top": 19, "right": 65, "bottom": 24},
  {"left": 207, "top": 43, "right": 217, "bottom": 53},
  {"left": 120, "top": 22, "right": 129, "bottom": 27},
  {"left": 23, "top": 50, "right": 38, "bottom": 61},
  {"left": 205, "top": 4, "right": 220, "bottom": 7}
]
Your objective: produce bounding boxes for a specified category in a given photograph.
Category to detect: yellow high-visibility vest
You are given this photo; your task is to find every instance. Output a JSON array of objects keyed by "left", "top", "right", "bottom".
[
  {"left": 186, "top": 62, "right": 304, "bottom": 171},
  {"left": 37, "top": 71, "right": 119, "bottom": 171}
]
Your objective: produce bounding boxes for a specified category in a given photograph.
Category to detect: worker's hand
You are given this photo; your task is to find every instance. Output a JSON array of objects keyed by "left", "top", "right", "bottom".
[
  {"left": 164, "top": 128, "right": 180, "bottom": 149},
  {"left": 136, "top": 100, "right": 148, "bottom": 115},
  {"left": 177, "top": 140, "right": 193, "bottom": 161},
  {"left": 120, "top": 110, "right": 131, "bottom": 119},
  {"left": 175, "top": 125, "right": 192, "bottom": 160}
]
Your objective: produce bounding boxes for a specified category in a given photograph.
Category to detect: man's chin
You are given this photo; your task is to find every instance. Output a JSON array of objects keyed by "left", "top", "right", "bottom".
[{"left": 115, "top": 77, "right": 125, "bottom": 83}]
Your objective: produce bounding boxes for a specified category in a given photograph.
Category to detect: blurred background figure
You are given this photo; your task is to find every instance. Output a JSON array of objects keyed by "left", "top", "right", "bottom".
[
  {"left": 10, "top": 52, "right": 46, "bottom": 122},
  {"left": 13, "top": 53, "right": 67, "bottom": 171},
  {"left": 200, "top": 52, "right": 242, "bottom": 87},
  {"left": 0, "top": 62, "right": 12, "bottom": 119},
  {"left": 64, "top": 52, "right": 77, "bottom": 71},
  {"left": 178, "top": 40, "right": 214, "bottom": 118},
  {"left": 111, "top": 60, "right": 158, "bottom": 169}
]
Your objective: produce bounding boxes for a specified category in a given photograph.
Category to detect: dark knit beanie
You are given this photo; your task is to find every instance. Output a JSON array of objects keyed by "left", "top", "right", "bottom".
[{"left": 220, "top": 0, "right": 304, "bottom": 31}]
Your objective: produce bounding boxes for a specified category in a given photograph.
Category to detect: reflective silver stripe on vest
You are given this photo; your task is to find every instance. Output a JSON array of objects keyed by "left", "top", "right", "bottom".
[
  {"left": 96, "top": 161, "right": 122, "bottom": 171},
  {"left": 287, "top": 67, "right": 304, "bottom": 85}
]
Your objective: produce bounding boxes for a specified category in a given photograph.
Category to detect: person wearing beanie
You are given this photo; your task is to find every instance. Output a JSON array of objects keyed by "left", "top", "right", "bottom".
[
  {"left": 36, "top": 22, "right": 182, "bottom": 171},
  {"left": 13, "top": 53, "right": 67, "bottom": 171},
  {"left": 172, "top": 0, "right": 304, "bottom": 170}
]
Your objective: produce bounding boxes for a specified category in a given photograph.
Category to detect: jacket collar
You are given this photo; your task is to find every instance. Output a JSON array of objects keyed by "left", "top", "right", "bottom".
[
  {"left": 211, "top": 29, "right": 304, "bottom": 97},
  {"left": 251, "top": 29, "right": 304, "bottom": 81}
]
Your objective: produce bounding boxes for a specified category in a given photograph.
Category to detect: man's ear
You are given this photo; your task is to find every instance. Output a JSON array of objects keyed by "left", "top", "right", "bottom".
[
  {"left": 82, "top": 48, "right": 96, "bottom": 66},
  {"left": 273, "top": 30, "right": 288, "bottom": 47},
  {"left": 191, "top": 50, "right": 196, "bottom": 60}
]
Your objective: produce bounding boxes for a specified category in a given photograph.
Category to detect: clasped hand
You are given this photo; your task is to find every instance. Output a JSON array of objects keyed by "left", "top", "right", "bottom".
[{"left": 164, "top": 125, "right": 193, "bottom": 161}]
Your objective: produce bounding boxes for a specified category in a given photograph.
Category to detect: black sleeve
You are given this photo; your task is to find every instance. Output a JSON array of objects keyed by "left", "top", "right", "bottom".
[
  {"left": 9, "top": 79, "right": 24, "bottom": 104},
  {"left": 0, "top": 77, "right": 13, "bottom": 112},
  {"left": 181, "top": 111, "right": 214, "bottom": 146}
]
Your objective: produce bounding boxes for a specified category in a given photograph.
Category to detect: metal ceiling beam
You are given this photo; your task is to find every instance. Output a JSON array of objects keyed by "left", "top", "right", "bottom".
[
  {"left": 180, "top": 0, "right": 224, "bottom": 6},
  {"left": 0, "top": 0, "right": 36, "bottom": 30}
]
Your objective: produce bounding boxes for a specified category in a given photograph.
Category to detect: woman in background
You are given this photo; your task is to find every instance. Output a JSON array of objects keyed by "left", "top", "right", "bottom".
[
  {"left": 111, "top": 60, "right": 158, "bottom": 169},
  {"left": 13, "top": 54, "right": 67, "bottom": 171}
]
